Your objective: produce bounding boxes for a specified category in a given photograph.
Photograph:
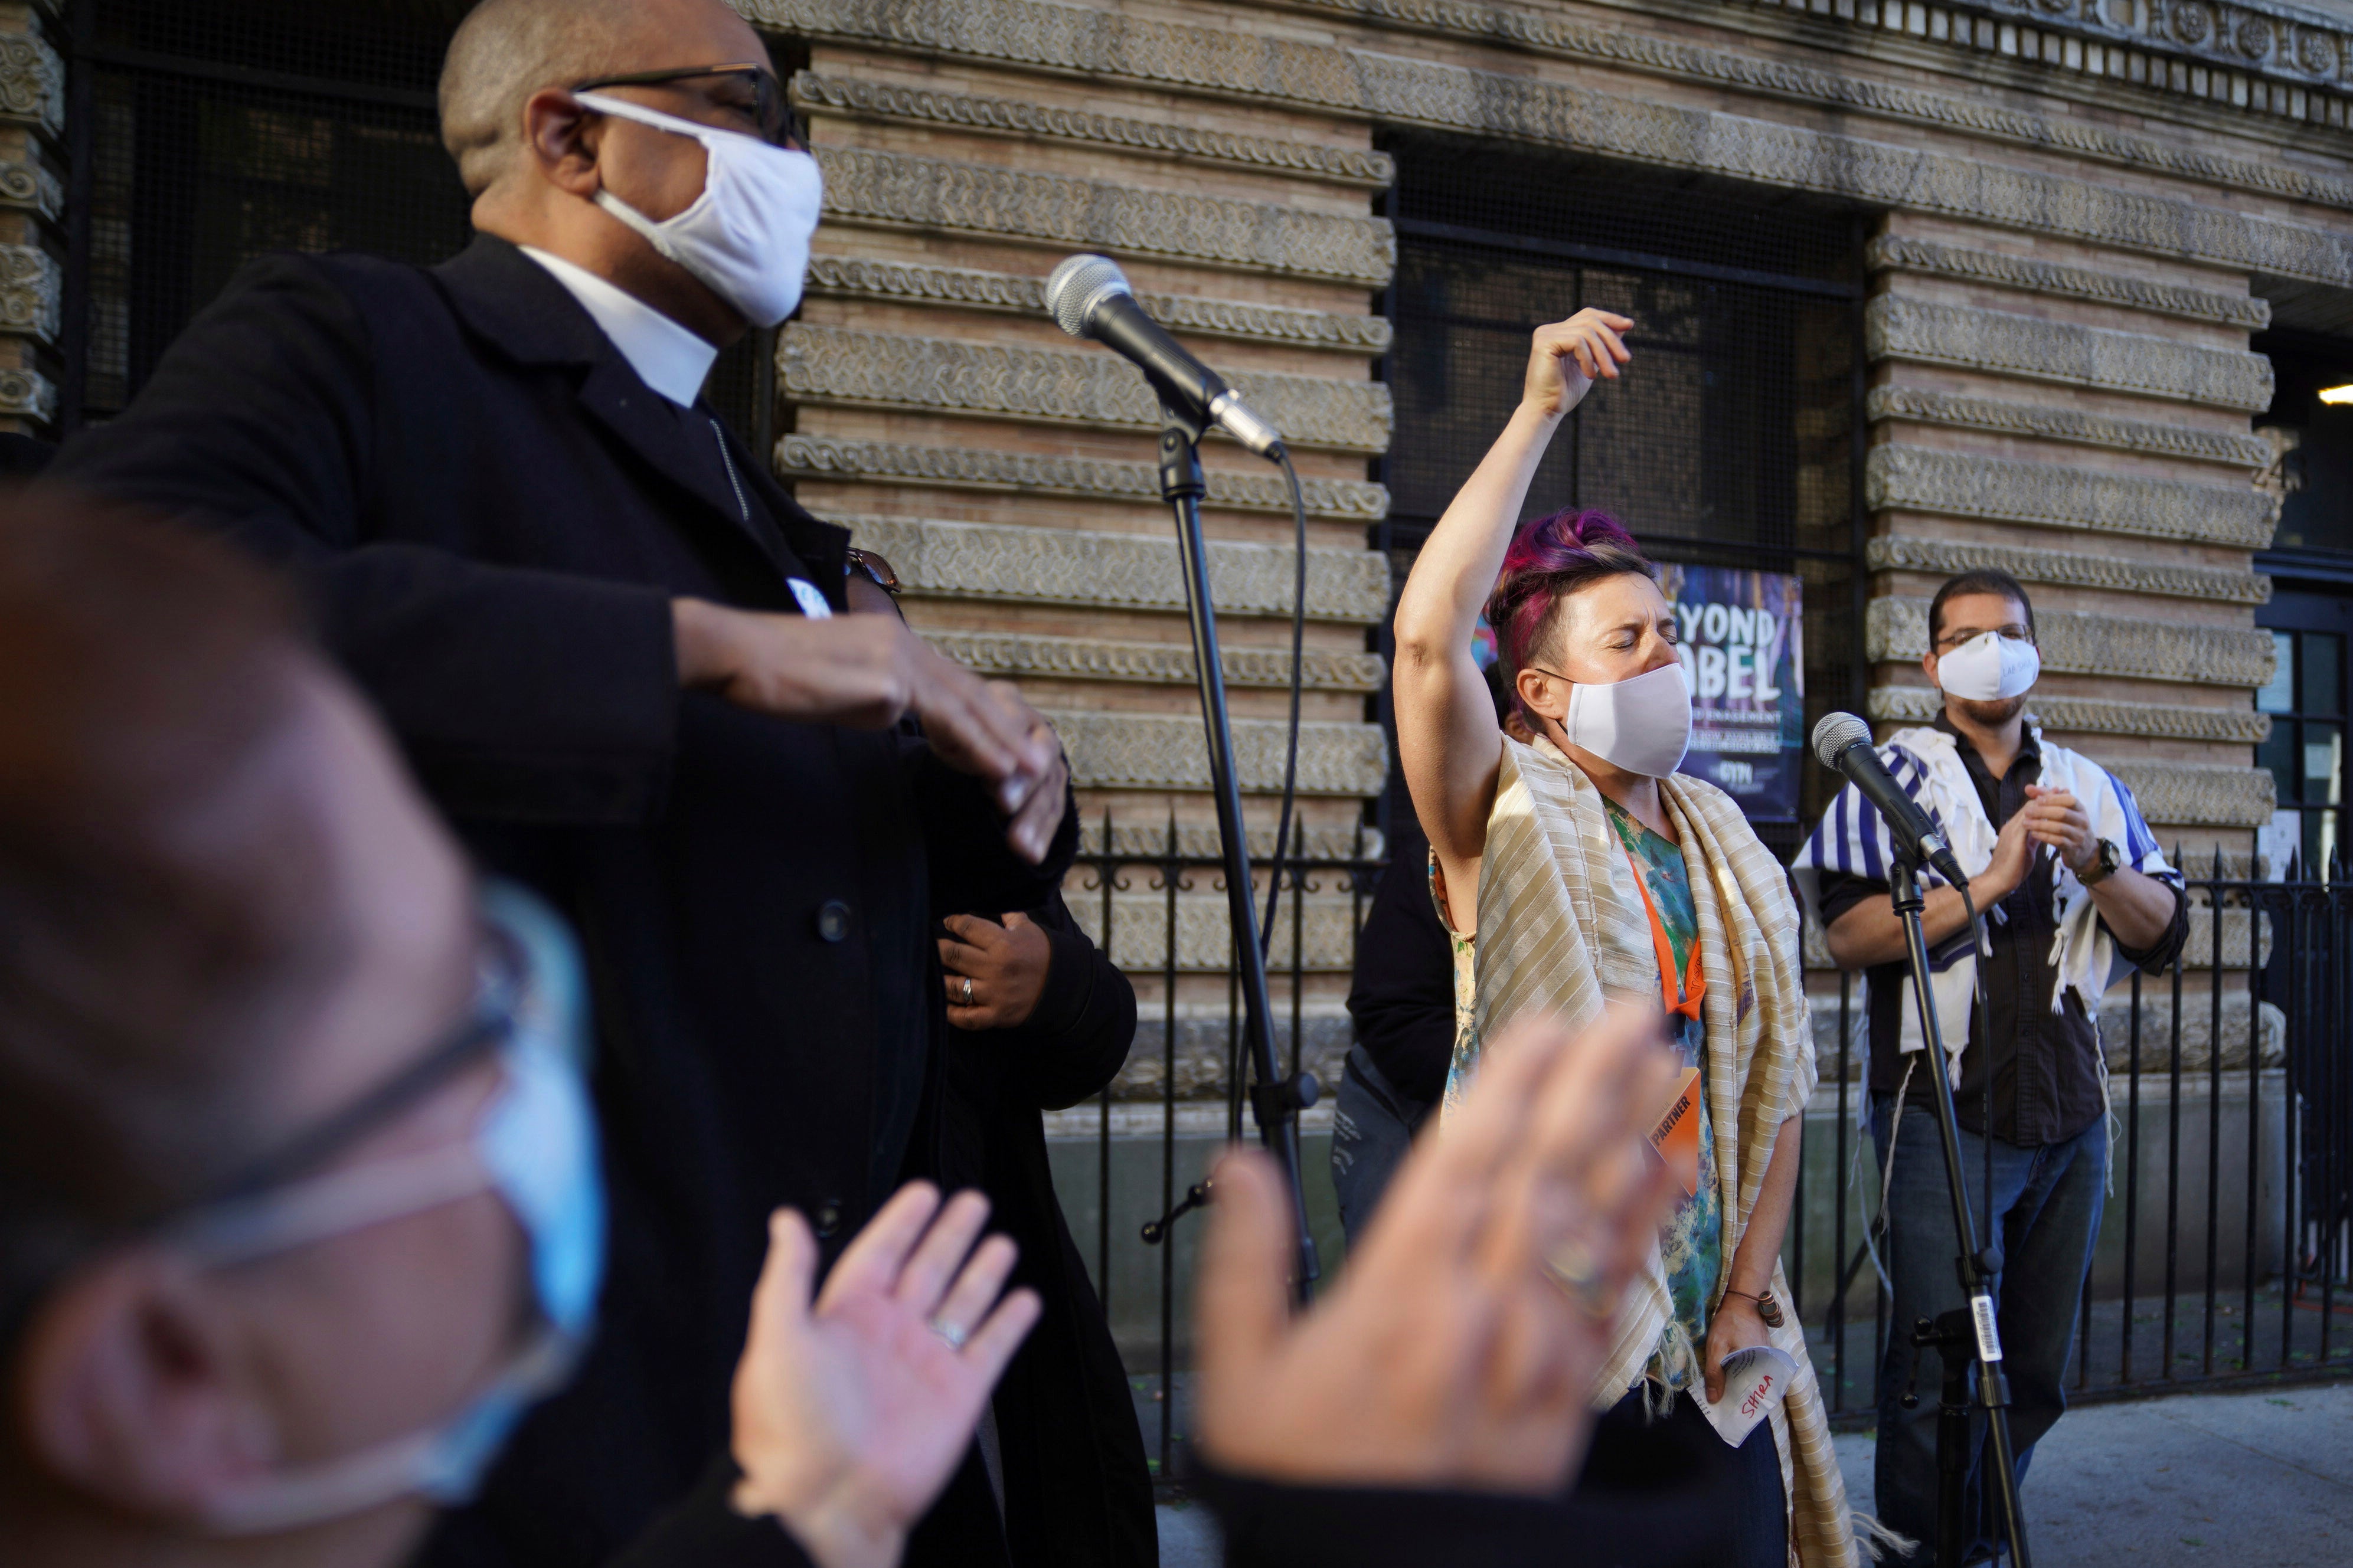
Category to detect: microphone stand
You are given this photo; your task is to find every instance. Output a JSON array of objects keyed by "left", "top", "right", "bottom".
[
  {"left": 1142, "top": 400, "right": 1320, "bottom": 1302},
  {"left": 1888, "top": 849, "right": 2031, "bottom": 1567}
]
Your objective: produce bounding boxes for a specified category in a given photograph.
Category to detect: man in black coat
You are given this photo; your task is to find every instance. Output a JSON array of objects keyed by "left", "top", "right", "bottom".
[
  {"left": 46, "top": 1, "right": 1077, "bottom": 1564},
  {"left": 933, "top": 897, "right": 1155, "bottom": 1568}
]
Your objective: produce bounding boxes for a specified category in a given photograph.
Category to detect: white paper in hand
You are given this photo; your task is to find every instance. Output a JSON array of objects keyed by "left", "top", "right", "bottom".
[{"left": 1696, "top": 1344, "right": 1798, "bottom": 1448}]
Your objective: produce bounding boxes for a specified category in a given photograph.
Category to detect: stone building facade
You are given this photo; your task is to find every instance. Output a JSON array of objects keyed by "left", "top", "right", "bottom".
[{"left": 19, "top": 1, "right": 2339, "bottom": 1130}]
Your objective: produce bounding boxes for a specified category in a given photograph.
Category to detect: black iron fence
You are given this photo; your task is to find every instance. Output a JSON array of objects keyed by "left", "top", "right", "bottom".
[{"left": 1050, "top": 826, "right": 2353, "bottom": 1477}]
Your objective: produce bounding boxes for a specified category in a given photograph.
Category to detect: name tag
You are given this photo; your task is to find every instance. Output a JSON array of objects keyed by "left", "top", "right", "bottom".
[
  {"left": 1648, "top": 1063, "right": 1703, "bottom": 1199},
  {"left": 789, "top": 578, "right": 833, "bottom": 620}
]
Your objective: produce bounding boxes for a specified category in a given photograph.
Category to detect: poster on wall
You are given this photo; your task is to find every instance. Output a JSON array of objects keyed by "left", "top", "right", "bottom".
[{"left": 1656, "top": 564, "right": 1805, "bottom": 822}]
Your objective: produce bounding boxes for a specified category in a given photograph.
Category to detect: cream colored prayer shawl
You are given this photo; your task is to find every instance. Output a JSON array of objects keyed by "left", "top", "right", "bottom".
[{"left": 1468, "top": 738, "right": 1855, "bottom": 1568}]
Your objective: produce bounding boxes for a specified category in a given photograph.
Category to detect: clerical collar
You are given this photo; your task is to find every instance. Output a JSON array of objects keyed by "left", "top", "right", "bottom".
[{"left": 519, "top": 245, "right": 718, "bottom": 408}]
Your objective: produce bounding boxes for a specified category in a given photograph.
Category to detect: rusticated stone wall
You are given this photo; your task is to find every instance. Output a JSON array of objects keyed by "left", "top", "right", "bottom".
[
  {"left": 731, "top": 0, "right": 2341, "bottom": 1022},
  {"left": 0, "top": 2, "right": 60, "bottom": 434}
]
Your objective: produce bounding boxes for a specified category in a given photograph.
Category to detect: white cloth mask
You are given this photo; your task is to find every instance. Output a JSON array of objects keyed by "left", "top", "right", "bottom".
[
  {"left": 1936, "top": 631, "right": 2040, "bottom": 701},
  {"left": 1559, "top": 660, "right": 1693, "bottom": 778},
  {"left": 574, "top": 92, "right": 822, "bottom": 328}
]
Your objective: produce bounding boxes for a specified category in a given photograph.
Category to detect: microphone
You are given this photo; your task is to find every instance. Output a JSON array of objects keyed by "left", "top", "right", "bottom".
[
  {"left": 1044, "top": 254, "right": 1285, "bottom": 459},
  {"left": 1810, "top": 712, "right": 1971, "bottom": 892}
]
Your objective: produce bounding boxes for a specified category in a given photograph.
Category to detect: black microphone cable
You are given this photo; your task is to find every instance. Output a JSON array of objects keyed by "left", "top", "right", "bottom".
[{"left": 1258, "top": 450, "right": 1308, "bottom": 964}]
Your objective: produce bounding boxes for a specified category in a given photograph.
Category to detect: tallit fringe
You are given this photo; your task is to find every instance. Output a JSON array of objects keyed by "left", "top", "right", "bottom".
[{"left": 1850, "top": 1511, "right": 1917, "bottom": 1563}]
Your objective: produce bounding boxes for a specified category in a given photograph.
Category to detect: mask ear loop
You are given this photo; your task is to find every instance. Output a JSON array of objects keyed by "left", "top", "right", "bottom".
[{"left": 167, "top": 1141, "right": 496, "bottom": 1271}]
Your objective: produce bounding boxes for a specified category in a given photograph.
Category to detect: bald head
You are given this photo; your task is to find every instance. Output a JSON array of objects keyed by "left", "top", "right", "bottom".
[{"left": 441, "top": 0, "right": 763, "bottom": 197}]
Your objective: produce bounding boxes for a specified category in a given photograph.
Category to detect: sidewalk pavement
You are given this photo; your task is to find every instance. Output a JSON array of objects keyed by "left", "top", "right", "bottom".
[
  {"left": 1155, "top": 1380, "right": 2353, "bottom": 1565},
  {"left": 1838, "top": 1380, "right": 2353, "bottom": 1567}
]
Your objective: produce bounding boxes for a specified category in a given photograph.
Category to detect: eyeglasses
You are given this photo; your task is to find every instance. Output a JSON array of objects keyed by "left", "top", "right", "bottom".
[
  {"left": 1933, "top": 623, "right": 2034, "bottom": 652},
  {"left": 571, "top": 63, "right": 805, "bottom": 148},
  {"left": 847, "top": 547, "right": 901, "bottom": 597},
  {"left": 0, "top": 895, "right": 531, "bottom": 1351}
]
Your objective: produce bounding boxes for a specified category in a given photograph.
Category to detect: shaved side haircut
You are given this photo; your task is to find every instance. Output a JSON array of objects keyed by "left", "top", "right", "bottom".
[{"left": 440, "top": 0, "right": 654, "bottom": 197}]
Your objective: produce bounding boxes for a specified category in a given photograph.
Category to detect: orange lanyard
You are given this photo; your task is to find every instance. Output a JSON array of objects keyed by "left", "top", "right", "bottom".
[{"left": 1622, "top": 847, "right": 1707, "bottom": 1023}]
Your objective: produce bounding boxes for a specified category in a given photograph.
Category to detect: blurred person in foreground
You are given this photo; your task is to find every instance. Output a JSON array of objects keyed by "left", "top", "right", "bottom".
[
  {"left": 43, "top": 1, "right": 1088, "bottom": 1562},
  {"left": 0, "top": 502, "right": 1038, "bottom": 1568},
  {"left": 1794, "top": 568, "right": 2184, "bottom": 1564},
  {"left": 0, "top": 503, "right": 1724, "bottom": 1568},
  {"left": 1390, "top": 312, "right": 1856, "bottom": 1566}
]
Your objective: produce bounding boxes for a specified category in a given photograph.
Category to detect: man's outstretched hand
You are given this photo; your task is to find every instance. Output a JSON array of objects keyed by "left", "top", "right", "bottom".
[
  {"left": 728, "top": 1184, "right": 1042, "bottom": 1568},
  {"left": 673, "top": 599, "right": 1068, "bottom": 863},
  {"left": 1196, "top": 1006, "right": 1683, "bottom": 1495}
]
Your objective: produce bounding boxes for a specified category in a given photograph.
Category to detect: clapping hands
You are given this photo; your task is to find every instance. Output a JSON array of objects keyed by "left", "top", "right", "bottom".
[
  {"left": 728, "top": 1184, "right": 1041, "bottom": 1568},
  {"left": 1196, "top": 1006, "right": 1683, "bottom": 1494}
]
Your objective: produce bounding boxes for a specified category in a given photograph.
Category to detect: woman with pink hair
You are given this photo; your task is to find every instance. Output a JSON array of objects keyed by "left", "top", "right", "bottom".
[{"left": 1390, "top": 313, "right": 1858, "bottom": 1567}]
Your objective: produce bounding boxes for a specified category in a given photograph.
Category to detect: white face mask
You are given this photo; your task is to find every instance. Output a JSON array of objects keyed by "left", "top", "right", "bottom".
[
  {"left": 1935, "top": 631, "right": 2040, "bottom": 702},
  {"left": 574, "top": 92, "right": 822, "bottom": 328},
  {"left": 1556, "top": 660, "right": 1693, "bottom": 778}
]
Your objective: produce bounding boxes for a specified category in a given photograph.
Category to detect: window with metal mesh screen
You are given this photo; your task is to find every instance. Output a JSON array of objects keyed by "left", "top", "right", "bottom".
[
  {"left": 1377, "top": 135, "right": 1867, "bottom": 849},
  {"left": 66, "top": 0, "right": 777, "bottom": 448}
]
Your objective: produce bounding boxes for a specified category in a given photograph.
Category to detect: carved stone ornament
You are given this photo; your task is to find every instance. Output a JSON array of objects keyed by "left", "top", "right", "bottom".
[
  {"left": 802, "top": 256, "right": 1394, "bottom": 353},
  {"left": 1339, "top": 53, "right": 2353, "bottom": 285},
  {"left": 791, "top": 71, "right": 1396, "bottom": 187},
  {"left": 0, "top": 244, "right": 61, "bottom": 342},
  {"left": 2174, "top": 1, "right": 2215, "bottom": 46},
  {"left": 1865, "top": 446, "right": 2277, "bottom": 550},
  {"left": 839, "top": 513, "right": 1393, "bottom": 623},
  {"left": 1864, "top": 235, "right": 2271, "bottom": 330},
  {"left": 740, "top": 1, "right": 2353, "bottom": 217},
  {"left": 1076, "top": 817, "right": 1384, "bottom": 863},
  {"left": 1865, "top": 387, "right": 2270, "bottom": 470},
  {"left": 1866, "top": 296, "right": 2273, "bottom": 412},
  {"left": 0, "top": 364, "right": 54, "bottom": 421},
  {"left": 778, "top": 322, "right": 1393, "bottom": 452},
  {"left": 1864, "top": 532, "right": 2272, "bottom": 607},
  {"left": 1086, "top": 893, "right": 1370, "bottom": 981},
  {"left": 0, "top": 34, "right": 63, "bottom": 136},
  {"left": 925, "top": 626, "right": 1385, "bottom": 692},
  {"left": 777, "top": 434, "right": 1392, "bottom": 519},
  {"left": 813, "top": 145, "right": 1396, "bottom": 285},
  {"left": 1867, "top": 683, "right": 2272, "bottom": 744},
  {"left": 0, "top": 150, "right": 61, "bottom": 218},
  {"left": 1866, "top": 596, "right": 2277, "bottom": 688},
  {"left": 1043, "top": 708, "right": 1391, "bottom": 795},
  {"left": 2107, "top": 759, "right": 2277, "bottom": 829}
]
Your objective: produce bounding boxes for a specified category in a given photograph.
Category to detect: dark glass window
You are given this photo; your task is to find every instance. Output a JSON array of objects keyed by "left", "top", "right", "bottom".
[
  {"left": 2258, "top": 598, "right": 2353, "bottom": 876},
  {"left": 65, "top": 0, "right": 776, "bottom": 448}
]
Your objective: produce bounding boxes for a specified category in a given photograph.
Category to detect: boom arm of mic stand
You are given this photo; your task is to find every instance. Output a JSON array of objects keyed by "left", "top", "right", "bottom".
[
  {"left": 1152, "top": 402, "right": 1320, "bottom": 1303},
  {"left": 1888, "top": 851, "right": 2031, "bottom": 1567}
]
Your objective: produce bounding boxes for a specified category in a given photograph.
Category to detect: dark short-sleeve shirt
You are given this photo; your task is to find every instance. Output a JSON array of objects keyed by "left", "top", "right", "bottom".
[{"left": 1816, "top": 718, "right": 2187, "bottom": 1147}]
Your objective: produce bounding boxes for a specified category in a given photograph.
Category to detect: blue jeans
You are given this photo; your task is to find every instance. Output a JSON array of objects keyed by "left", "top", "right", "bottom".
[
  {"left": 1870, "top": 1096, "right": 2106, "bottom": 1564},
  {"left": 1329, "top": 1044, "right": 1432, "bottom": 1245}
]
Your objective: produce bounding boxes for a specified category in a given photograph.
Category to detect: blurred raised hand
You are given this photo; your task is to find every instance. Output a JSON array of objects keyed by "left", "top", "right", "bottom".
[
  {"left": 1197, "top": 1006, "right": 1681, "bottom": 1494},
  {"left": 728, "top": 1184, "right": 1041, "bottom": 1568}
]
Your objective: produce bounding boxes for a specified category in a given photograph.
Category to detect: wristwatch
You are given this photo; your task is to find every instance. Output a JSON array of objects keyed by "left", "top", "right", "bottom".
[{"left": 2077, "top": 838, "right": 2121, "bottom": 887}]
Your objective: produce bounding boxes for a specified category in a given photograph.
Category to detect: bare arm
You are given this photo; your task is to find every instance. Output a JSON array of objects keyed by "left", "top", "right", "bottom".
[
  {"left": 2015, "top": 786, "right": 2176, "bottom": 951},
  {"left": 2083, "top": 866, "right": 2178, "bottom": 952},
  {"left": 1701, "top": 1112, "right": 1801, "bottom": 1401},
  {"left": 1822, "top": 805, "right": 2034, "bottom": 971},
  {"left": 1390, "top": 312, "right": 1630, "bottom": 932}
]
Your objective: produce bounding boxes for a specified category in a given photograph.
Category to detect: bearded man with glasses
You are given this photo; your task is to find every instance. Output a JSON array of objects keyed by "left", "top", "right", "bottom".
[
  {"left": 40, "top": 2, "right": 1136, "bottom": 1566},
  {"left": 1793, "top": 568, "right": 2187, "bottom": 1564}
]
